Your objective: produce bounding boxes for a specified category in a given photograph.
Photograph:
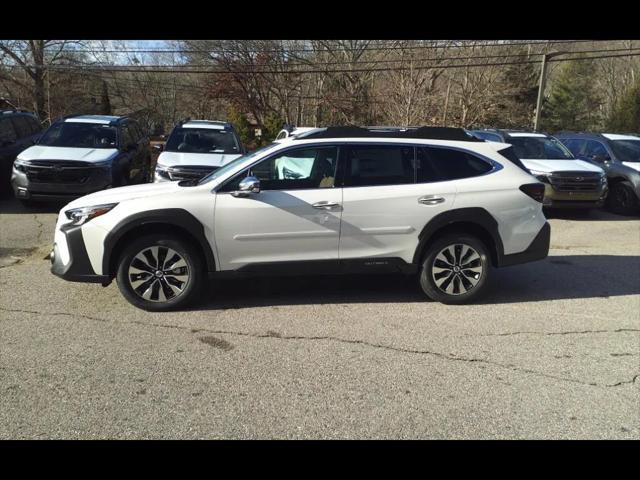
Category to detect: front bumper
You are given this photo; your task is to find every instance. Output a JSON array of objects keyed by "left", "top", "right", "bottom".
[
  {"left": 50, "top": 223, "right": 110, "bottom": 283},
  {"left": 541, "top": 183, "right": 608, "bottom": 208},
  {"left": 11, "top": 166, "right": 112, "bottom": 201}
]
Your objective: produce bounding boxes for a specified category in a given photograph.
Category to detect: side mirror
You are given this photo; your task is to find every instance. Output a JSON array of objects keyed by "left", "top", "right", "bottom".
[
  {"left": 153, "top": 144, "right": 164, "bottom": 153},
  {"left": 232, "top": 176, "right": 260, "bottom": 197},
  {"left": 591, "top": 154, "right": 611, "bottom": 164}
]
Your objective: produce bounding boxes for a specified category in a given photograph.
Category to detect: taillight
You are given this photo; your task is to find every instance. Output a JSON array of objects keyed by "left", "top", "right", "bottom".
[{"left": 519, "top": 183, "right": 546, "bottom": 203}]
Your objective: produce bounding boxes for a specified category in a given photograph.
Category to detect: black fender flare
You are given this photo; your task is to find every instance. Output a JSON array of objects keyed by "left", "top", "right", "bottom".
[
  {"left": 412, "top": 207, "right": 505, "bottom": 266},
  {"left": 102, "top": 208, "right": 216, "bottom": 276}
]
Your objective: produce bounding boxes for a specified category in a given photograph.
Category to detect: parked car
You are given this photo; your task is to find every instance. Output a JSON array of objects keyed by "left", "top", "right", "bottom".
[
  {"left": 468, "top": 129, "right": 607, "bottom": 210},
  {"left": 11, "top": 115, "right": 151, "bottom": 205},
  {"left": 555, "top": 132, "right": 640, "bottom": 215},
  {"left": 0, "top": 110, "right": 43, "bottom": 197},
  {"left": 50, "top": 126, "right": 550, "bottom": 310},
  {"left": 154, "top": 120, "right": 245, "bottom": 183}
]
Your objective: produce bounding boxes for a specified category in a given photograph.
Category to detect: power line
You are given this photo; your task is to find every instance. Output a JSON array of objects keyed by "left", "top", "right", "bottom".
[{"left": 4, "top": 50, "right": 640, "bottom": 75}]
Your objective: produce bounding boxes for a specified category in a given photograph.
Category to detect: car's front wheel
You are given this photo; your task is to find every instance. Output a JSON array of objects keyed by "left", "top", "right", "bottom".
[
  {"left": 419, "top": 234, "right": 490, "bottom": 304},
  {"left": 606, "top": 181, "right": 639, "bottom": 216},
  {"left": 116, "top": 234, "right": 204, "bottom": 311}
]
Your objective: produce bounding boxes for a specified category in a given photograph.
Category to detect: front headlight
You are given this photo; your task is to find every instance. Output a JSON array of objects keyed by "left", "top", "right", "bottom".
[
  {"left": 528, "top": 169, "right": 550, "bottom": 183},
  {"left": 155, "top": 164, "right": 171, "bottom": 180},
  {"left": 64, "top": 203, "right": 118, "bottom": 226},
  {"left": 13, "top": 158, "right": 30, "bottom": 173}
]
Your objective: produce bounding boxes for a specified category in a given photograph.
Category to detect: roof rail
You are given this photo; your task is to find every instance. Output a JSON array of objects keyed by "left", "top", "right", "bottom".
[
  {"left": 1, "top": 108, "right": 32, "bottom": 115},
  {"left": 296, "top": 126, "right": 483, "bottom": 142}
]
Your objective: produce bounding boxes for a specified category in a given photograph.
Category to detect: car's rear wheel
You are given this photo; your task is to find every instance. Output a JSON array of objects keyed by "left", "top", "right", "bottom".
[
  {"left": 419, "top": 234, "right": 490, "bottom": 304},
  {"left": 116, "top": 234, "right": 204, "bottom": 311},
  {"left": 606, "top": 181, "right": 639, "bottom": 216}
]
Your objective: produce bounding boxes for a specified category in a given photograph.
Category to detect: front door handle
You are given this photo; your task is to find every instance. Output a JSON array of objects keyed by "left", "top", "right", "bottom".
[
  {"left": 312, "top": 201, "right": 340, "bottom": 209},
  {"left": 418, "top": 195, "right": 445, "bottom": 205}
]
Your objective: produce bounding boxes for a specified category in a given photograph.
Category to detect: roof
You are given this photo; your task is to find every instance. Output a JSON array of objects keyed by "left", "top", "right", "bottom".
[
  {"left": 64, "top": 115, "right": 122, "bottom": 124},
  {"left": 1, "top": 109, "right": 37, "bottom": 116},
  {"left": 182, "top": 120, "right": 230, "bottom": 130},
  {"left": 506, "top": 132, "right": 547, "bottom": 138},
  {"left": 295, "top": 126, "right": 483, "bottom": 142},
  {"left": 602, "top": 133, "right": 640, "bottom": 141}
]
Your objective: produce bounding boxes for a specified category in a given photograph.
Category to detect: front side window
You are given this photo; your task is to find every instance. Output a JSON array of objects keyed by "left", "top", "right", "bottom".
[
  {"left": 609, "top": 139, "right": 640, "bottom": 163},
  {"left": 38, "top": 122, "right": 117, "bottom": 149},
  {"left": 0, "top": 118, "right": 17, "bottom": 144},
  {"left": 245, "top": 147, "right": 338, "bottom": 191},
  {"left": 342, "top": 145, "right": 414, "bottom": 187},
  {"left": 11, "top": 116, "right": 31, "bottom": 138},
  {"left": 472, "top": 131, "right": 502, "bottom": 142},
  {"left": 165, "top": 127, "right": 240, "bottom": 154},
  {"left": 584, "top": 140, "right": 609, "bottom": 159},
  {"left": 561, "top": 138, "right": 585, "bottom": 156},
  {"left": 507, "top": 136, "right": 574, "bottom": 160},
  {"left": 418, "top": 147, "right": 493, "bottom": 182}
]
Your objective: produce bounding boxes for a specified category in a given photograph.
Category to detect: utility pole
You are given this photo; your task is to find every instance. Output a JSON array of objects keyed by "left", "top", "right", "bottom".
[{"left": 534, "top": 51, "right": 565, "bottom": 132}]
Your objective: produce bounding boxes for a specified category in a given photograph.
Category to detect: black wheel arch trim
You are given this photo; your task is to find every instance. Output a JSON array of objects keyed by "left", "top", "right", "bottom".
[
  {"left": 412, "top": 207, "right": 505, "bottom": 266},
  {"left": 102, "top": 208, "right": 216, "bottom": 276},
  {"left": 412, "top": 207, "right": 550, "bottom": 268}
]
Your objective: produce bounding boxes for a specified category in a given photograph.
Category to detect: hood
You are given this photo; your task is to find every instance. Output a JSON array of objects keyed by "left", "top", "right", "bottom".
[
  {"left": 64, "top": 181, "right": 183, "bottom": 209},
  {"left": 520, "top": 158, "right": 604, "bottom": 174},
  {"left": 157, "top": 151, "right": 241, "bottom": 168},
  {"left": 622, "top": 162, "right": 640, "bottom": 173},
  {"left": 17, "top": 145, "right": 119, "bottom": 163}
]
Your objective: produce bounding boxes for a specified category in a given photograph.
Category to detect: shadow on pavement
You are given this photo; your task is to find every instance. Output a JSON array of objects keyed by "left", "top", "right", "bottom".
[
  {"left": 195, "top": 254, "right": 640, "bottom": 310},
  {"left": 544, "top": 208, "right": 639, "bottom": 221},
  {"left": 0, "top": 197, "right": 65, "bottom": 214}
]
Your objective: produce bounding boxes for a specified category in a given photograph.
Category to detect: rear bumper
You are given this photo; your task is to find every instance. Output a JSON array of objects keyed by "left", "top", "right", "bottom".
[
  {"left": 499, "top": 221, "right": 550, "bottom": 267},
  {"left": 50, "top": 223, "right": 110, "bottom": 283}
]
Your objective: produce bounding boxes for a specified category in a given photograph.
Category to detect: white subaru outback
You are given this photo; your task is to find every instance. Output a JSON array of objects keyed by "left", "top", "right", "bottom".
[{"left": 50, "top": 126, "right": 550, "bottom": 311}]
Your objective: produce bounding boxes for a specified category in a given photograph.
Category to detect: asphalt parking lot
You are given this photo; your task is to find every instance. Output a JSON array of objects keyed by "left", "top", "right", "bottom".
[{"left": 0, "top": 197, "right": 638, "bottom": 439}]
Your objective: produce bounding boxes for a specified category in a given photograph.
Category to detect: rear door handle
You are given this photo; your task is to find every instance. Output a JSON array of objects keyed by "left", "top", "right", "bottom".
[
  {"left": 312, "top": 201, "right": 340, "bottom": 209},
  {"left": 418, "top": 195, "right": 445, "bottom": 205}
]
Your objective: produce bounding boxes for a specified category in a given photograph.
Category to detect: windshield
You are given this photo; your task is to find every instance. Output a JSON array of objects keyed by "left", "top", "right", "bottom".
[
  {"left": 610, "top": 139, "right": 640, "bottom": 163},
  {"left": 165, "top": 127, "right": 239, "bottom": 154},
  {"left": 39, "top": 122, "right": 117, "bottom": 149},
  {"left": 508, "top": 136, "right": 574, "bottom": 160},
  {"left": 197, "top": 143, "right": 278, "bottom": 185}
]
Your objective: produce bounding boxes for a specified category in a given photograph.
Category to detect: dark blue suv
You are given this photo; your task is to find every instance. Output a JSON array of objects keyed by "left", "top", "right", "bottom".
[
  {"left": 10, "top": 115, "right": 151, "bottom": 205},
  {"left": 556, "top": 132, "right": 640, "bottom": 215},
  {"left": 0, "top": 110, "right": 43, "bottom": 197}
]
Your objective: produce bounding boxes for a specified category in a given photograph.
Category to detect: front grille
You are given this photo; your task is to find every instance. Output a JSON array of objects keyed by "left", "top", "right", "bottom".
[
  {"left": 24, "top": 160, "right": 97, "bottom": 184},
  {"left": 548, "top": 171, "right": 603, "bottom": 192},
  {"left": 167, "top": 165, "right": 217, "bottom": 181}
]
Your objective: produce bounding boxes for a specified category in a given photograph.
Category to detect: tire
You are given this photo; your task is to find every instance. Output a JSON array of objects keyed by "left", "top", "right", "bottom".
[
  {"left": 419, "top": 234, "right": 491, "bottom": 305},
  {"left": 116, "top": 234, "right": 204, "bottom": 311},
  {"left": 606, "top": 181, "right": 639, "bottom": 216}
]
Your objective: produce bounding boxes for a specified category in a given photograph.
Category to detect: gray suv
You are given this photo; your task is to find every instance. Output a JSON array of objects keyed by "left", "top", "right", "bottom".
[
  {"left": 0, "top": 110, "right": 43, "bottom": 197},
  {"left": 556, "top": 132, "right": 640, "bottom": 215}
]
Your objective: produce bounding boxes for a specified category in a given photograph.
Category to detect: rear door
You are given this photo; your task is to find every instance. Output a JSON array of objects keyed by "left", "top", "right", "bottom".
[
  {"left": 338, "top": 143, "right": 457, "bottom": 264},
  {"left": 214, "top": 145, "right": 342, "bottom": 271}
]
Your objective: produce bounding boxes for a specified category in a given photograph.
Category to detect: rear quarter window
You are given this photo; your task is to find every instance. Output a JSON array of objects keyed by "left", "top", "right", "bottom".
[{"left": 417, "top": 147, "right": 493, "bottom": 182}]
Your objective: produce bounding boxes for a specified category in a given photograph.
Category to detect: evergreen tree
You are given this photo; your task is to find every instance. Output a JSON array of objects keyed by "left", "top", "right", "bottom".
[
  {"left": 606, "top": 81, "right": 640, "bottom": 132},
  {"left": 541, "top": 58, "right": 602, "bottom": 132},
  {"left": 227, "top": 106, "right": 254, "bottom": 147}
]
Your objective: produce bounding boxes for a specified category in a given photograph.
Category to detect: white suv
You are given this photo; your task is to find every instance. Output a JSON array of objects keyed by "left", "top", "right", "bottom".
[
  {"left": 154, "top": 120, "right": 244, "bottom": 183},
  {"left": 50, "top": 126, "right": 550, "bottom": 311}
]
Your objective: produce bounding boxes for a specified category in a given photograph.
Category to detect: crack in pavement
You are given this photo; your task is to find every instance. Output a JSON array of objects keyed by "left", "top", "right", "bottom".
[
  {"left": 454, "top": 328, "right": 640, "bottom": 339},
  {"left": 2, "top": 306, "right": 638, "bottom": 390},
  {"left": 33, "top": 214, "right": 46, "bottom": 245}
]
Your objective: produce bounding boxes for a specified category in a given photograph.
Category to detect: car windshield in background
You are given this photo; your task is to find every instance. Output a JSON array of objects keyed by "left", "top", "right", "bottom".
[
  {"left": 165, "top": 128, "right": 239, "bottom": 154},
  {"left": 38, "top": 122, "right": 117, "bottom": 149},
  {"left": 508, "top": 137, "right": 574, "bottom": 160},
  {"left": 197, "top": 143, "right": 278, "bottom": 186},
  {"left": 610, "top": 139, "right": 640, "bottom": 162}
]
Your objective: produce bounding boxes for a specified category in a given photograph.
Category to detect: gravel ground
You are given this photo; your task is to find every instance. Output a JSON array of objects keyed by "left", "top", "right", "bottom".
[{"left": 0, "top": 198, "right": 638, "bottom": 439}]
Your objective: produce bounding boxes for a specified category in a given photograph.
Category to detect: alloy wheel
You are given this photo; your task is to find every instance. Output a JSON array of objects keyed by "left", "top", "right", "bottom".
[
  {"left": 431, "top": 243, "right": 483, "bottom": 295},
  {"left": 128, "top": 246, "right": 190, "bottom": 302}
]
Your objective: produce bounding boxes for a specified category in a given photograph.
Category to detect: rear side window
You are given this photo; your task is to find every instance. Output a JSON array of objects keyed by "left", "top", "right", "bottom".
[
  {"left": 0, "top": 118, "right": 17, "bottom": 144},
  {"left": 29, "top": 117, "right": 42, "bottom": 134},
  {"left": 342, "top": 145, "right": 414, "bottom": 187},
  {"left": 417, "top": 147, "right": 493, "bottom": 182}
]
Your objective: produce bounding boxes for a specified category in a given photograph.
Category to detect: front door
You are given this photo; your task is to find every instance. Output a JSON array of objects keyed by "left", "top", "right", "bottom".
[{"left": 214, "top": 145, "right": 341, "bottom": 271}]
